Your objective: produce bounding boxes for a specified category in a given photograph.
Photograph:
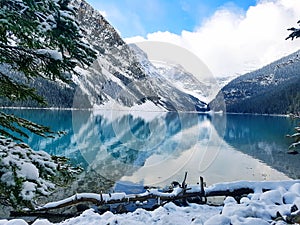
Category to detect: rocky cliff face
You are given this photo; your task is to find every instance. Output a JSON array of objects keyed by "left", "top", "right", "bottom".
[{"left": 70, "top": 0, "right": 209, "bottom": 112}]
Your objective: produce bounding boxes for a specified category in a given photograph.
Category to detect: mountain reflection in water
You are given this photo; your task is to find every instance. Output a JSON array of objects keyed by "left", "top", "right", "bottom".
[{"left": 2, "top": 109, "right": 296, "bottom": 194}]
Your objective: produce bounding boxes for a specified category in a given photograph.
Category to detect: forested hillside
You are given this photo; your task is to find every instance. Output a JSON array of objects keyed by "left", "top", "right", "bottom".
[{"left": 211, "top": 50, "right": 300, "bottom": 114}]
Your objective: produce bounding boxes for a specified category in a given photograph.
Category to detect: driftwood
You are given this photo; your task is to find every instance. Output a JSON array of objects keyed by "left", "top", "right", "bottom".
[
  {"left": 33, "top": 173, "right": 206, "bottom": 212},
  {"left": 10, "top": 176, "right": 300, "bottom": 218},
  {"left": 35, "top": 190, "right": 205, "bottom": 211}
]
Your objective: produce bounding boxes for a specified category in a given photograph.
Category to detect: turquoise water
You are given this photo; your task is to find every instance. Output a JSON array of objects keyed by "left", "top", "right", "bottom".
[{"left": 2, "top": 109, "right": 299, "bottom": 193}]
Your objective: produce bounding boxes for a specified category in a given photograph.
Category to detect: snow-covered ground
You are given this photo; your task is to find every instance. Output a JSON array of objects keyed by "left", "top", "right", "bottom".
[{"left": 0, "top": 180, "right": 299, "bottom": 225}]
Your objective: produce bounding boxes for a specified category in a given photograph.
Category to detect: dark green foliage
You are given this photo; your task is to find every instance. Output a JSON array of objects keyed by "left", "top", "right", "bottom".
[
  {"left": 227, "top": 76, "right": 300, "bottom": 114},
  {"left": 0, "top": 0, "right": 97, "bottom": 139},
  {"left": 0, "top": 0, "right": 96, "bottom": 82},
  {"left": 286, "top": 20, "right": 300, "bottom": 152},
  {"left": 286, "top": 20, "right": 300, "bottom": 40},
  {"left": 0, "top": 111, "right": 66, "bottom": 141},
  {"left": 210, "top": 50, "right": 300, "bottom": 115},
  {"left": 0, "top": 72, "right": 45, "bottom": 104}
]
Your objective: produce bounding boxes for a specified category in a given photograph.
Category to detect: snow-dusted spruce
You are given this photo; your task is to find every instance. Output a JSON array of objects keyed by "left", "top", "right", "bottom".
[
  {"left": 290, "top": 127, "right": 300, "bottom": 148},
  {"left": 287, "top": 114, "right": 300, "bottom": 153},
  {"left": 285, "top": 21, "right": 300, "bottom": 153},
  {"left": 0, "top": 136, "right": 82, "bottom": 209},
  {"left": 0, "top": 0, "right": 96, "bottom": 139},
  {"left": 288, "top": 125, "right": 300, "bottom": 150}
]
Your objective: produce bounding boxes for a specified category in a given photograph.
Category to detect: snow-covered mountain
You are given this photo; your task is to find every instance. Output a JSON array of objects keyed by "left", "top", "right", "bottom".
[
  {"left": 215, "top": 75, "right": 238, "bottom": 90},
  {"left": 66, "top": 0, "right": 209, "bottom": 111},
  {"left": 129, "top": 42, "right": 234, "bottom": 103},
  {"left": 149, "top": 62, "right": 212, "bottom": 102},
  {"left": 152, "top": 63, "right": 236, "bottom": 103},
  {"left": 69, "top": 0, "right": 209, "bottom": 112},
  {"left": 0, "top": 0, "right": 209, "bottom": 112},
  {"left": 210, "top": 50, "right": 300, "bottom": 114}
]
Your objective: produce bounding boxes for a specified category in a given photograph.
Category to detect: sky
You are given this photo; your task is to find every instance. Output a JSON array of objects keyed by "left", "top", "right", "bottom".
[
  {"left": 88, "top": 0, "right": 257, "bottom": 38},
  {"left": 87, "top": 0, "right": 300, "bottom": 77}
]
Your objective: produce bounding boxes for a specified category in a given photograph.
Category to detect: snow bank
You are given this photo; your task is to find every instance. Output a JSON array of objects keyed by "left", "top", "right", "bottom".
[
  {"left": 1, "top": 180, "right": 299, "bottom": 225},
  {"left": 34, "top": 203, "right": 220, "bottom": 225},
  {"left": 206, "top": 182, "right": 300, "bottom": 225}
]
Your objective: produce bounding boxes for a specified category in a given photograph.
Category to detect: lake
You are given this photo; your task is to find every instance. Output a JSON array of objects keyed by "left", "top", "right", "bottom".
[{"left": 2, "top": 109, "right": 299, "bottom": 195}]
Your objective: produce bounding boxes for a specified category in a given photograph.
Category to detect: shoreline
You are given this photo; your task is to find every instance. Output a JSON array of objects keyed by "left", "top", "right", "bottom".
[{"left": 0, "top": 106, "right": 295, "bottom": 117}]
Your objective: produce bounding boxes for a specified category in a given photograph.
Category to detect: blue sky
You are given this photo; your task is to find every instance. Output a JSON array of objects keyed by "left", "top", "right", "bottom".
[
  {"left": 87, "top": 0, "right": 256, "bottom": 38},
  {"left": 86, "top": 0, "right": 300, "bottom": 77}
]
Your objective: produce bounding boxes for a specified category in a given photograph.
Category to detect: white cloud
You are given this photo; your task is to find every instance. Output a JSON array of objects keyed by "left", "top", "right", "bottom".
[
  {"left": 125, "top": 36, "right": 146, "bottom": 43},
  {"left": 125, "top": 0, "right": 300, "bottom": 77}
]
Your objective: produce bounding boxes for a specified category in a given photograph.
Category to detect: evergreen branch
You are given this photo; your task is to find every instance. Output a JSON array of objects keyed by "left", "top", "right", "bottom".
[
  {"left": 0, "top": 71, "right": 45, "bottom": 104},
  {"left": 0, "top": 44, "right": 71, "bottom": 82},
  {"left": 286, "top": 27, "right": 300, "bottom": 40},
  {"left": 0, "top": 111, "right": 55, "bottom": 140},
  {"left": 0, "top": 0, "right": 96, "bottom": 140},
  {"left": 285, "top": 20, "right": 300, "bottom": 40},
  {"left": 0, "top": 128, "right": 20, "bottom": 141}
]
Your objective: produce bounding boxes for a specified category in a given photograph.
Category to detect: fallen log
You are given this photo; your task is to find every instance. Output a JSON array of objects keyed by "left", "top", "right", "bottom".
[
  {"left": 11, "top": 178, "right": 300, "bottom": 217},
  {"left": 29, "top": 173, "right": 205, "bottom": 212},
  {"left": 34, "top": 184, "right": 206, "bottom": 211}
]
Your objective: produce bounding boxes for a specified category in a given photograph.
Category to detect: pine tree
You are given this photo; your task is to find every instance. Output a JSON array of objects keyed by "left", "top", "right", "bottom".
[
  {"left": 0, "top": 0, "right": 97, "bottom": 139},
  {"left": 286, "top": 20, "right": 300, "bottom": 153},
  {"left": 287, "top": 114, "right": 300, "bottom": 153},
  {"left": 286, "top": 20, "right": 300, "bottom": 40}
]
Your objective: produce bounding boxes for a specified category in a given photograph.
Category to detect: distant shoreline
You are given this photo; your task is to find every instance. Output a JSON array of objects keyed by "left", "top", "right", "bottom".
[
  {"left": 1, "top": 106, "right": 293, "bottom": 118},
  {"left": 0, "top": 106, "right": 213, "bottom": 114}
]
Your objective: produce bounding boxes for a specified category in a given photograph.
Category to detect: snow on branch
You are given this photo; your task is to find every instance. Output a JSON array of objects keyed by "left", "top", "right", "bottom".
[
  {"left": 286, "top": 114, "right": 300, "bottom": 153},
  {"left": 34, "top": 173, "right": 205, "bottom": 212},
  {"left": 0, "top": 136, "right": 82, "bottom": 209},
  {"left": 36, "top": 186, "right": 204, "bottom": 211}
]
